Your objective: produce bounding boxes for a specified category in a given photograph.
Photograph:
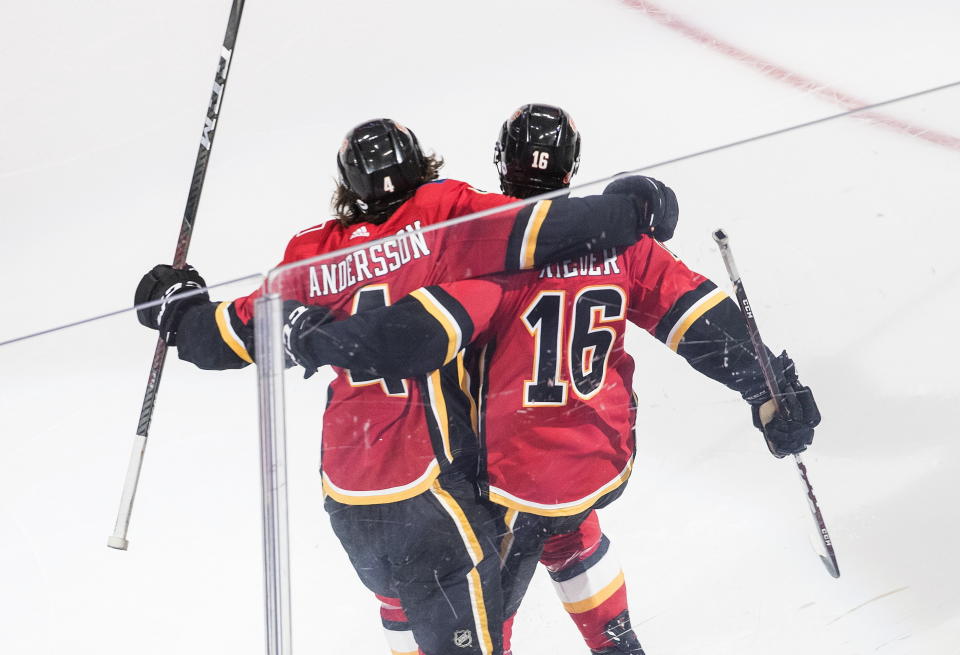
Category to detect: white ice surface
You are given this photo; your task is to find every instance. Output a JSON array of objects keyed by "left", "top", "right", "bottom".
[{"left": 1, "top": 1, "right": 959, "bottom": 654}]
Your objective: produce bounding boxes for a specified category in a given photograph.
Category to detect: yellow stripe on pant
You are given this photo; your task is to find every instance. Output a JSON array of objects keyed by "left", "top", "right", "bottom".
[{"left": 431, "top": 481, "right": 494, "bottom": 655}]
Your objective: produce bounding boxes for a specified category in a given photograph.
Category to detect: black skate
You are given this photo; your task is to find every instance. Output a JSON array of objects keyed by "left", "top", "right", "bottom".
[{"left": 589, "top": 610, "right": 646, "bottom": 655}]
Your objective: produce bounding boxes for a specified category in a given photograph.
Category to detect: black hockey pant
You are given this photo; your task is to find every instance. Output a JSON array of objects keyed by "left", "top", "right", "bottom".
[
  {"left": 495, "top": 484, "right": 627, "bottom": 619},
  {"left": 325, "top": 473, "right": 504, "bottom": 655}
]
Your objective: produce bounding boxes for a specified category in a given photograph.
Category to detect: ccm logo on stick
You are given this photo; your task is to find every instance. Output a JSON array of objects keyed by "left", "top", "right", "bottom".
[{"left": 201, "top": 46, "right": 234, "bottom": 150}]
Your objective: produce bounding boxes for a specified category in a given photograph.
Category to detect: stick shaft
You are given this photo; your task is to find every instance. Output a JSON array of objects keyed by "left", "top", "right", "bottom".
[
  {"left": 109, "top": 0, "right": 247, "bottom": 550},
  {"left": 713, "top": 230, "right": 784, "bottom": 415},
  {"left": 712, "top": 228, "right": 839, "bottom": 578}
]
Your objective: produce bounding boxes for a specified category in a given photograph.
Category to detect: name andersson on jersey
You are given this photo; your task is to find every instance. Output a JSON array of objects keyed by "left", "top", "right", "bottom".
[{"left": 307, "top": 221, "right": 431, "bottom": 298}]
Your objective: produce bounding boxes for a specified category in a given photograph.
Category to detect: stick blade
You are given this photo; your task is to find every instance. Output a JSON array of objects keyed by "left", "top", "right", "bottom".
[{"left": 820, "top": 553, "right": 840, "bottom": 578}]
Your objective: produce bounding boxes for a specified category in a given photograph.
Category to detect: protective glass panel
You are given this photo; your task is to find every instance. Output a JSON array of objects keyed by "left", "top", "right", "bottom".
[
  {"left": 0, "top": 274, "right": 264, "bottom": 653},
  {"left": 268, "top": 87, "right": 960, "bottom": 654}
]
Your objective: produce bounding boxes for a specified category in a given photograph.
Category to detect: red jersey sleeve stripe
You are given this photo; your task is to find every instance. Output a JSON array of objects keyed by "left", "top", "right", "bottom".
[
  {"left": 664, "top": 288, "right": 728, "bottom": 352},
  {"left": 214, "top": 301, "right": 253, "bottom": 363},
  {"left": 652, "top": 280, "right": 717, "bottom": 341},
  {"left": 410, "top": 288, "right": 464, "bottom": 365},
  {"left": 520, "top": 200, "right": 553, "bottom": 270}
]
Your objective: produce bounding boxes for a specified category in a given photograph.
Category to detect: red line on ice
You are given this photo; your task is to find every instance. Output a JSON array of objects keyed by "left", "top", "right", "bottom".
[{"left": 621, "top": 0, "right": 960, "bottom": 152}]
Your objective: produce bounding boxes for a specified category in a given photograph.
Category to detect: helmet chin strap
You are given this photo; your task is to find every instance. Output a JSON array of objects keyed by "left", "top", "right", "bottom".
[{"left": 501, "top": 179, "right": 568, "bottom": 200}]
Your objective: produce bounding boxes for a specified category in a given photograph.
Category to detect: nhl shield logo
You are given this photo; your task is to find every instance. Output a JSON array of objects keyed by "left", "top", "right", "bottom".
[{"left": 453, "top": 629, "right": 473, "bottom": 648}]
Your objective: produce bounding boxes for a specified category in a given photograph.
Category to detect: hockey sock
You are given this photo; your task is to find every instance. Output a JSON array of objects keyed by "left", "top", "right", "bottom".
[
  {"left": 540, "top": 515, "right": 634, "bottom": 651},
  {"left": 376, "top": 593, "right": 421, "bottom": 655},
  {"left": 500, "top": 612, "right": 517, "bottom": 655}
]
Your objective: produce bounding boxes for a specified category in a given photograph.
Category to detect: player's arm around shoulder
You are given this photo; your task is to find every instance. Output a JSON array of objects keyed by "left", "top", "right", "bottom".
[
  {"left": 509, "top": 174, "right": 680, "bottom": 271},
  {"left": 283, "top": 278, "right": 505, "bottom": 380}
]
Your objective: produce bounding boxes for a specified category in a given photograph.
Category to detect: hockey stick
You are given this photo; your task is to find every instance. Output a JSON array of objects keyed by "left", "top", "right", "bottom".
[
  {"left": 108, "top": 0, "right": 246, "bottom": 550},
  {"left": 712, "top": 228, "right": 840, "bottom": 578}
]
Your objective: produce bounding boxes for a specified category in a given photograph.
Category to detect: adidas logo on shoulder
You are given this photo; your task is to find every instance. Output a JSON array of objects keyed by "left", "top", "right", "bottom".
[{"left": 350, "top": 225, "right": 370, "bottom": 239}]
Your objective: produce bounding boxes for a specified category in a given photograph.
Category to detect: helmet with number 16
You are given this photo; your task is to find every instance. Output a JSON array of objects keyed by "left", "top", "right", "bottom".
[{"left": 494, "top": 103, "right": 581, "bottom": 199}]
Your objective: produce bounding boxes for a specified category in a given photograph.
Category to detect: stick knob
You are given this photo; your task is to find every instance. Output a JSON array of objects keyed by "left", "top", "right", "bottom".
[{"left": 107, "top": 535, "right": 129, "bottom": 551}]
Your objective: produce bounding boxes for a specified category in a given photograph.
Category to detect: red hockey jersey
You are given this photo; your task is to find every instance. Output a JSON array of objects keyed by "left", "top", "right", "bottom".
[
  {"left": 205, "top": 179, "right": 647, "bottom": 504},
  {"left": 298, "top": 237, "right": 760, "bottom": 515},
  {"left": 437, "top": 241, "right": 723, "bottom": 515}
]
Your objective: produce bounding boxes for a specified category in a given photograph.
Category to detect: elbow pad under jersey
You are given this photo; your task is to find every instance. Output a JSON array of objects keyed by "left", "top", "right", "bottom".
[{"left": 176, "top": 301, "right": 255, "bottom": 370}]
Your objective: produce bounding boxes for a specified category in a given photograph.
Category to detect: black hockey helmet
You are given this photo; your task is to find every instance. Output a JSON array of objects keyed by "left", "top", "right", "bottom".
[
  {"left": 337, "top": 119, "right": 427, "bottom": 214},
  {"left": 494, "top": 104, "right": 581, "bottom": 199}
]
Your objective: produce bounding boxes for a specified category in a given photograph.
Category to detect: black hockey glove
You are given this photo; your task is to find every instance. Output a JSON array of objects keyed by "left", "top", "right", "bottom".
[
  {"left": 603, "top": 175, "right": 678, "bottom": 242},
  {"left": 282, "top": 300, "right": 334, "bottom": 379},
  {"left": 135, "top": 264, "right": 209, "bottom": 345},
  {"left": 749, "top": 352, "right": 821, "bottom": 458}
]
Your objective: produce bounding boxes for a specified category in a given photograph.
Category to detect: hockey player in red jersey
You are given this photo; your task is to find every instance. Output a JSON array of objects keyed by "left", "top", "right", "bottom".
[
  {"left": 134, "top": 118, "right": 680, "bottom": 655},
  {"left": 490, "top": 105, "right": 648, "bottom": 654},
  {"left": 280, "top": 112, "right": 821, "bottom": 654},
  {"left": 361, "top": 105, "right": 657, "bottom": 655}
]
